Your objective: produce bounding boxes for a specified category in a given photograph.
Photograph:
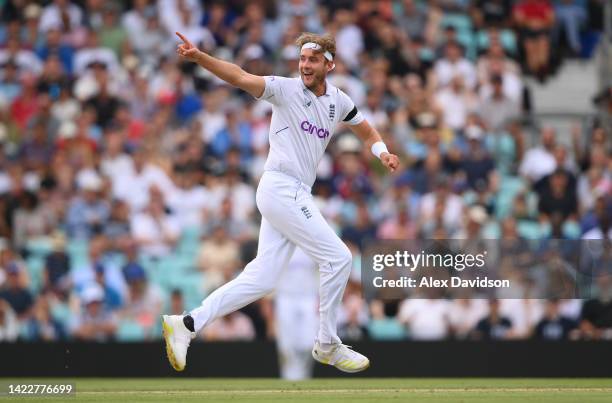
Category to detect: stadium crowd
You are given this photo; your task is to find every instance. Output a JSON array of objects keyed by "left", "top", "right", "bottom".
[{"left": 0, "top": 0, "right": 610, "bottom": 344}]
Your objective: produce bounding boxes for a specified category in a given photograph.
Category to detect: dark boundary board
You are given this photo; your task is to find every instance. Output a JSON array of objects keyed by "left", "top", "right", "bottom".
[{"left": 1, "top": 341, "right": 611, "bottom": 377}]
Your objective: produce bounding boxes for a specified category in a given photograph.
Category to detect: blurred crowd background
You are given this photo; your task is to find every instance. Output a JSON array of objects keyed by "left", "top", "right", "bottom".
[{"left": 0, "top": 0, "right": 610, "bottom": 346}]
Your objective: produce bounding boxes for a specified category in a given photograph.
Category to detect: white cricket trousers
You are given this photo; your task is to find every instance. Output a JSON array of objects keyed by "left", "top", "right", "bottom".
[{"left": 190, "top": 170, "right": 352, "bottom": 345}]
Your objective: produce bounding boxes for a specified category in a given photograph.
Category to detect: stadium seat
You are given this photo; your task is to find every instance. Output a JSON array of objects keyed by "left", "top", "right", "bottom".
[
  {"left": 368, "top": 318, "right": 407, "bottom": 341},
  {"left": 67, "top": 239, "right": 90, "bottom": 268},
  {"left": 494, "top": 176, "right": 526, "bottom": 219},
  {"left": 25, "top": 256, "right": 45, "bottom": 293},
  {"left": 482, "top": 221, "right": 501, "bottom": 239},
  {"left": 562, "top": 220, "right": 581, "bottom": 239},
  {"left": 476, "top": 29, "right": 518, "bottom": 55},
  {"left": 116, "top": 320, "right": 146, "bottom": 342},
  {"left": 485, "top": 133, "right": 516, "bottom": 175},
  {"left": 517, "top": 220, "right": 545, "bottom": 240},
  {"left": 166, "top": 271, "right": 206, "bottom": 309},
  {"left": 441, "top": 14, "right": 472, "bottom": 33},
  {"left": 24, "top": 239, "right": 53, "bottom": 258}
]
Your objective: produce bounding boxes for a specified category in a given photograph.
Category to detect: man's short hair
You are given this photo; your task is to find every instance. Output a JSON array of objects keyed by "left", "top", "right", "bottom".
[{"left": 295, "top": 32, "right": 336, "bottom": 59}]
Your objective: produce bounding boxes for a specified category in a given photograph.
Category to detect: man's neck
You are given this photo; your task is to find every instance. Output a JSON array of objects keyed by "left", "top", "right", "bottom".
[{"left": 308, "top": 80, "right": 327, "bottom": 97}]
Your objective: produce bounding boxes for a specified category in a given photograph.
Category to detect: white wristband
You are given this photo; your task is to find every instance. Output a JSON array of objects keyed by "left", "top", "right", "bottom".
[{"left": 371, "top": 141, "right": 389, "bottom": 159}]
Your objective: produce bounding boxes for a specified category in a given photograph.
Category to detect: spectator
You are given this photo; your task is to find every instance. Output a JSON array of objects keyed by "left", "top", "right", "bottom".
[
  {"left": 580, "top": 272, "right": 612, "bottom": 339},
  {"left": 12, "top": 191, "right": 55, "bottom": 252},
  {"left": 471, "top": 299, "right": 514, "bottom": 340},
  {"left": 93, "top": 262, "right": 122, "bottom": 311},
  {"left": 0, "top": 37, "right": 43, "bottom": 77},
  {"left": 167, "top": 171, "right": 208, "bottom": 231},
  {"left": 0, "top": 298, "right": 19, "bottom": 341},
  {"left": 576, "top": 149, "right": 610, "bottom": 214},
  {"left": 477, "top": 42, "right": 522, "bottom": 99},
  {"left": 399, "top": 298, "right": 450, "bottom": 340},
  {"left": 43, "top": 232, "right": 70, "bottom": 292},
  {"left": 419, "top": 175, "right": 465, "bottom": 237},
  {"left": 454, "top": 205, "right": 490, "bottom": 239},
  {"left": 39, "top": 0, "right": 83, "bottom": 35},
  {"left": 65, "top": 171, "right": 109, "bottom": 239},
  {"left": 581, "top": 195, "right": 611, "bottom": 240},
  {"left": 433, "top": 41, "right": 477, "bottom": 90},
  {"left": 532, "top": 299, "right": 578, "bottom": 340},
  {"left": 518, "top": 126, "right": 558, "bottom": 182},
  {"left": 10, "top": 73, "right": 40, "bottom": 130},
  {"left": 435, "top": 75, "right": 478, "bottom": 131},
  {"left": 377, "top": 205, "right": 417, "bottom": 240},
  {"left": 83, "top": 62, "right": 121, "bottom": 129},
  {"left": 537, "top": 168, "right": 578, "bottom": 223},
  {"left": 338, "top": 294, "right": 369, "bottom": 342},
  {"left": 71, "top": 283, "right": 117, "bottom": 341},
  {"left": 73, "top": 31, "right": 119, "bottom": 75},
  {"left": 201, "top": 311, "right": 256, "bottom": 341},
  {"left": 478, "top": 75, "right": 520, "bottom": 131},
  {"left": 573, "top": 126, "right": 609, "bottom": 171},
  {"left": 0, "top": 262, "right": 33, "bottom": 319},
  {"left": 72, "top": 235, "right": 125, "bottom": 296},
  {"left": 131, "top": 8, "right": 172, "bottom": 66},
  {"left": 512, "top": 0, "right": 555, "bottom": 79},
  {"left": 119, "top": 262, "right": 163, "bottom": 339},
  {"left": 197, "top": 224, "right": 240, "bottom": 291},
  {"left": 36, "top": 28, "right": 75, "bottom": 75},
  {"left": 98, "top": 3, "right": 127, "bottom": 58},
  {"left": 534, "top": 145, "right": 577, "bottom": 193},
  {"left": 459, "top": 126, "right": 496, "bottom": 190},
  {"left": 395, "top": 0, "right": 429, "bottom": 40},
  {"left": 22, "top": 293, "right": 66, "bottom": 341},
  {"left": 0, "top": 59, "right": 22, "bottom": 104},
  {"left": 471, "top": 0, "right": 512, "bottom": 28},
  {"left": 130, "top": 188, "right": 180, "bottom": 258},
  {"left": 113, "top": 148, "right": 174, "bottom": 212},
  {"left": 19, "top": 121, "right": 55, "bottom": 172},
  {"left": 103, "top": 199, "right": 132, "bottom": 252},
  {"left": 553, "top": 0, "right": 587, "bottom": 56},
  {"left": 448, "top": 298, "right": 488, "bottom": 339},
  {"left": 341, "top": 202, "right": 377, "bottom": 250}
]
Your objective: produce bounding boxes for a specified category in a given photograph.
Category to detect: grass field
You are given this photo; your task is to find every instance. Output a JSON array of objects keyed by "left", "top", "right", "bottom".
[{"left": 1, "top": 378, "right": 611, "bottom": 402}]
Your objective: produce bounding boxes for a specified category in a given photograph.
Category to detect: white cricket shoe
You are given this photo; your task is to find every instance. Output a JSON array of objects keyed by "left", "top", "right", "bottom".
[
  {"left": 162, "top": 315, "right": 195, "bottom": 371},
  {"left": 312, "top": 341, "right": 370, "bottom": 373}
]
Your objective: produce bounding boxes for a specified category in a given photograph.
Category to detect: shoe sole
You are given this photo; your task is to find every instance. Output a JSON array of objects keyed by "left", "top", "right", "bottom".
[
  {"left": 313, "top": 351, "right": 370, "bottom": 373},
  {"left": 162, "top": 316, "right": 184, "bottom": 372},
  {"left": 335, "top": 359, "right": 370, "bottom": 373}
]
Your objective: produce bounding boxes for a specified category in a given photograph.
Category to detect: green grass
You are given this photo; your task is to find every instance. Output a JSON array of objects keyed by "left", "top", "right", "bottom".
[{"left": 1, "top": 378, "right": 611, "bottom": 402}]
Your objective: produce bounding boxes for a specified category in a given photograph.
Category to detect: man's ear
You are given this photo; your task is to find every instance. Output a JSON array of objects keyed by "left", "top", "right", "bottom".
[{"left": 327, "top": 61, "right": 336, "bottom": 72}]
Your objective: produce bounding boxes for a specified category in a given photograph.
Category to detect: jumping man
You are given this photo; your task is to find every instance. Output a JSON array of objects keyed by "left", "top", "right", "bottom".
[{"left": 162, "top": 31, "right": 400, "bottom": 373}]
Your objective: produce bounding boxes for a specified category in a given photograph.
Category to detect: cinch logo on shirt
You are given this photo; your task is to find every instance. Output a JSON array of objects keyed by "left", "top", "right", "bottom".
[{"left": 300, "top": 120, "right": 330, "bottom": 139}]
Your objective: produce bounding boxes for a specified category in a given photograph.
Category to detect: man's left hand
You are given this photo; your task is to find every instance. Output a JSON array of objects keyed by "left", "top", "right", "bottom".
[{"left": 381, "top": 153, "right": 400, "bottom": 172}]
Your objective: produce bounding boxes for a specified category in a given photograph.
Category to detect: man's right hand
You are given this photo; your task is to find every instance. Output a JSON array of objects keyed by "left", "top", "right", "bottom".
[
  {"left": 176, "top": 32, "right": 201, "bottom": 63},
  {"left": 174, "top": 30, "right": 265, "bottom": 98}
]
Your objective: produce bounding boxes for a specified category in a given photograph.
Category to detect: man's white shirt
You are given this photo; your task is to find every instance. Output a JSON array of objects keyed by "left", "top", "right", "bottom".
[{"left": 256, "top": 76, "right": 364, "bottom": 187}]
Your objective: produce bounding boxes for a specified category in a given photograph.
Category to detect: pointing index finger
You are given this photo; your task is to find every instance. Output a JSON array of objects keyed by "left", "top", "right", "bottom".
[{"left": 175, "top": 32, "right": 193, "bottom": 47}]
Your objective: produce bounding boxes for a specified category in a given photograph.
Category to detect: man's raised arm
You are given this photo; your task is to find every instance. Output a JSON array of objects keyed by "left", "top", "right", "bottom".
[{"left": 176, "top": 32, "right": 265, "bottom": 98}]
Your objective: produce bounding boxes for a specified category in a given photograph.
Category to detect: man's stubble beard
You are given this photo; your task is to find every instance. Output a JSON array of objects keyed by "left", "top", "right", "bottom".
[{"left": 304, "top": 70, "right": 327, "bottom": 91}]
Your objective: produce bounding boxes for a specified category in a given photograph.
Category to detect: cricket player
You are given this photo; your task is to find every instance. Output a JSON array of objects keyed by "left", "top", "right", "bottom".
[{"left": 162, "top": 31, "right": 400, "bottom": 373}]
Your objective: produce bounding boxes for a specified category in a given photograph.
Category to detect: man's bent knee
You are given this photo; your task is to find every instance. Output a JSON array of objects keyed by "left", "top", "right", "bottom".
[{"left": 330, "top": 244, "right": 352, "bottom": 271}]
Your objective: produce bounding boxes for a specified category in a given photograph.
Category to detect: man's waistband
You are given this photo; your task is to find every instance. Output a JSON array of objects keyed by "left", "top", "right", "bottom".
[{"left": 264, "top": 169, "right": 312, "bottom": 193}]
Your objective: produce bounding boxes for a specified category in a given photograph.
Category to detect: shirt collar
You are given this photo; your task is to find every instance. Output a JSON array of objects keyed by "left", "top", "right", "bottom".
[{"left": 300, "top": 78, "right": 333, "bottom": 97}]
